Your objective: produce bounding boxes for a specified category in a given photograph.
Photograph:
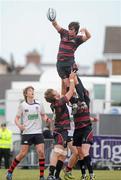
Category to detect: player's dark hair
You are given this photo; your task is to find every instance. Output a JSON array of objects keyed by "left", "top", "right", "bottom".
[{"left": 68, "top": 22, "right": 80, "bottom": 34}]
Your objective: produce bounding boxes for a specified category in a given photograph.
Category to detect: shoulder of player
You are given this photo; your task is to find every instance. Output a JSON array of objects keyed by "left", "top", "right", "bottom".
[
  {"left": 34, "top": 100, "right": 45, "bottom": 108},
  {"left": 59, "top": 28, "right": 68, "bottom": 34},
  {"left": 74, "top": 35, "right": 85, "bottom": 44},
  {"left": 76, "top": 35, "right": 84, "bottom": 39},
  {"left": 33, "top": 100, "right": 41, "bottom": 105},
  {"left": 20, "top": 100, "right": 41, "bottom": 106},
  {"left": 59, "top": 96, "right": 68, "bottom": 103}
]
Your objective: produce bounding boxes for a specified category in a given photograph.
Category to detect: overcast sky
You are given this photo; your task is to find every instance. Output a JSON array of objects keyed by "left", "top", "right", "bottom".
[{"left": 0, "top": 0, "right": 121, "bottom": 67}]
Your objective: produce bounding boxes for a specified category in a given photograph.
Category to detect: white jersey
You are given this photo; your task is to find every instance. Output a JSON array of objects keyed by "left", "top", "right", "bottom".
[
  {"left": 68, "top": 120, "right": 75, "bottom": 137},
  {"left": 17, "top": 100, "right": 45, "bottom": 134},
  {"left": 67, "top": 104, "right": 75, "bottom": 137}
]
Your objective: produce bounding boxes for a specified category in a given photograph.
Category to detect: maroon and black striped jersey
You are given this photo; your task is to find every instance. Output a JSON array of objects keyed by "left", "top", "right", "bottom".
[
  {"left": 73, "top": 99, "right": 92, "bottom": 129},
  {"left": 50, "top": 96, "right": 71, "bottom": 130},
  {"left": 57, "top": 28, "right": 84, "bottom": 66}
]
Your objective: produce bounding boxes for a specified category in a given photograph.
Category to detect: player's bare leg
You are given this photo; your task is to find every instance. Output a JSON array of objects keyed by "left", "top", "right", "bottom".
[
  {"left": 64, "top": 142, "right": 78, "bottom": 180},
  {"left": 77, "top": 145, "right": 95, "bottom": 180}
]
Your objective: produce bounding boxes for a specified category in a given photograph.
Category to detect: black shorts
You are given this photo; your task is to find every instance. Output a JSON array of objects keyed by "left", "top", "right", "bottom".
[
  {"left": 56, "top": 64, "right": 72, "bottom": 79},
  {"left": 73, "top": 126, "right": 93, "bottom": 146},
  {"left": 53, "top": 130, "right": 68, "bottom": 148},
  {"left": 21, "top": 134, "right": 44, "bottom": 145},
  {"left": 67, "top": 135, "right": 73, "bottom": 143}
]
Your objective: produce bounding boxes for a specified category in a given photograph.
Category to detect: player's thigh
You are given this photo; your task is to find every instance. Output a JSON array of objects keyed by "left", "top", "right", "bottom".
[
  {"left": 68, "top": 141, "right": 78, "bottom": 155},
  {"left": 80, "top": 144, "right": 91, "bottom": 156}
]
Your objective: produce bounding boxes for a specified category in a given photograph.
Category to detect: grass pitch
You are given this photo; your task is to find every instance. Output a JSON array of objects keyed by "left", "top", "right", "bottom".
[{"left": 0, "top": 169, "right": 121, "bottom": 180}]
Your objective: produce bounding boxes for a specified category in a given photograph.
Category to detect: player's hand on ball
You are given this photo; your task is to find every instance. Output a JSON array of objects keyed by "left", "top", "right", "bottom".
[{"left": 47, "top": 8, "right": 56, "bottom": 22}]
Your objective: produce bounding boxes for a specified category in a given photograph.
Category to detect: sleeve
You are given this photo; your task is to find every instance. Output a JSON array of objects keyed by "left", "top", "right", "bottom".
[
  {"left": 76, "top": 35, "right": 84, "bottom": 46},
  {"left": 16, "top": 103, "right": 23, "bottom": 117},
  {"left": 56, "top": 96, "right": 69, "bottom": 106},
  {"left": 58, "top": 28, "right": 68, "bottom": 38}
]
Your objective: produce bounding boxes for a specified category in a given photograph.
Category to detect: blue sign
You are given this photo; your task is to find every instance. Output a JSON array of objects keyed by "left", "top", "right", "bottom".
[{"left": 90, "top": 136, "right": 121, "bottom": 163}]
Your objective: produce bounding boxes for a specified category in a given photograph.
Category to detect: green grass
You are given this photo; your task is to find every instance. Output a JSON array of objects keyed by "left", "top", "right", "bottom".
[{"left": 0, "top": 169, "right": 121, "bottom": 180}]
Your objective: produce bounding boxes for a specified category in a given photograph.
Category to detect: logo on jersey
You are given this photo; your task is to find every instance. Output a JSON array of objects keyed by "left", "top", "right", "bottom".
[
  {"left": 28, "top": 114, "right": 39, "bottom": 120},
  {"left": 70, "top": 39, "right": 76, "bottom": 43}
]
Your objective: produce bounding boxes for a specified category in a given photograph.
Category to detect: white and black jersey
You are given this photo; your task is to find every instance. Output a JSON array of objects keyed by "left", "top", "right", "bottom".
[{"left": 17, "top": 100, "right": 45, "bottom": 134}]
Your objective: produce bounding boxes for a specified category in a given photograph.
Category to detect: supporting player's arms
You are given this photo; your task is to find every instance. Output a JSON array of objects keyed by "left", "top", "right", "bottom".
[{"left": 65, "top": 71, "right": 76, "bottom": 101}]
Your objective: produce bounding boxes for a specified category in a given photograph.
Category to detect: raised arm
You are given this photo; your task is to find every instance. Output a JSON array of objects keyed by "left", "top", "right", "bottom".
[
  {"left": 65, "top": 71, "right": 76, "bottom": 101},
  {"left": 47, "top": 8, "right": 62, "bottom": 32},
  {"left": 52, "top": 20, "right": 62, "bottom": 32},
  {"left": 80, "top": 28, "right": 91, "bottom": 41}
]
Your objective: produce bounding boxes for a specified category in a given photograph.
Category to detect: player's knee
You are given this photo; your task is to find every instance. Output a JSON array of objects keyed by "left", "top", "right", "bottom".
[{"left": 18, "top": 150, "right": 28, "bottom": 159}]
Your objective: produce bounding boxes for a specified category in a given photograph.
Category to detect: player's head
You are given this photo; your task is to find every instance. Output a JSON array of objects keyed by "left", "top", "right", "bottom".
[
  {"left": 23, "top": 86, "right": 34, "bottom": 101},
  {"left": 68, "top": 22, "right": 80, "bottom": 35},
  {"left": 44, "top": 89, "right": 60, "bottom": 103}
]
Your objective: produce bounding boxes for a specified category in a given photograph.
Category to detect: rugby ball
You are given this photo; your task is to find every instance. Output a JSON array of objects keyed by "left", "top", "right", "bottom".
[{"left": 47, "top": 8, "right": 56, "bottom": 21}]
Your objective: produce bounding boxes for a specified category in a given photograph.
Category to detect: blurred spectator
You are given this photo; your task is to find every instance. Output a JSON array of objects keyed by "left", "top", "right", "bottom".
[{"left": 0, "top": 123, "right": 12, "bottom": 169}]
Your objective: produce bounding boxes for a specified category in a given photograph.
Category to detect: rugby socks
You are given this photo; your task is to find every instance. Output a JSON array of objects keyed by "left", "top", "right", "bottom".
[
  {"left": 55, "top": 160, "right": 63, "bottom": 178},
  {"left": 84, "top": 155, "right": 93, "bottom": 174},
  {"left": 66, "top": 165, "right": 72, "bottom": 172},
  {"left": 8, "top": 158, "right": 20, "bottom": 173},
  {"left": 78, "top": 159, "right": 86, "bottom": 176},
  {"left": 39, "top": 158, "right": 45, "bottom": 177},
  {"left": 49, "top": 165, "right": 56, "bottom": 176}
]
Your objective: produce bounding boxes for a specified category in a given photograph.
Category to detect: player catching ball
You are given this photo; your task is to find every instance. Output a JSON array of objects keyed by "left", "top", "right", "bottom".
[{"left": 47, "top": 8, "right": 91, "bottom": 114}]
